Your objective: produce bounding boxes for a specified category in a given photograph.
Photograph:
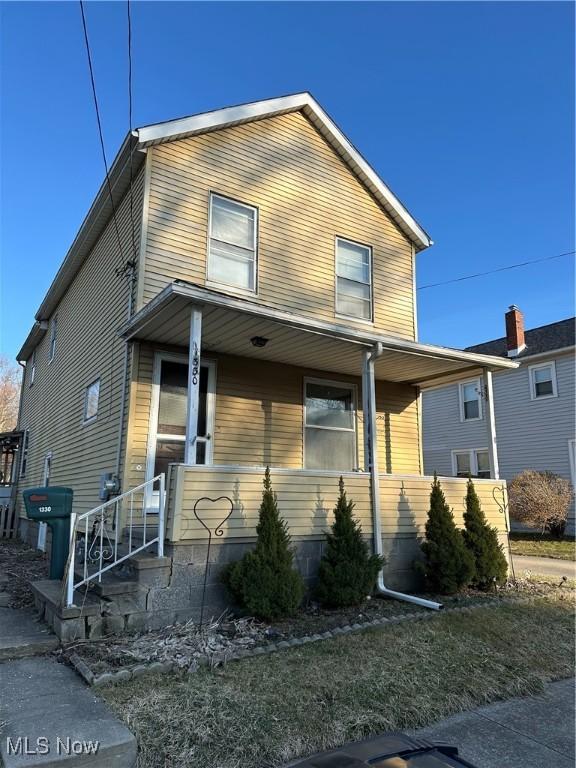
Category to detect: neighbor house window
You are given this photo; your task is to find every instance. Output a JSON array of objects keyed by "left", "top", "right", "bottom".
[
  {"left": 208, "top": 194, "right": 257, "bottom": 292},
  {"left": 29, "top": 349, "right": 36, "bottom": 386},
  {"left": 20, "top": 430, "right": 29, "bottom": 478},
  {"left": 48, "top": 315, "right": 58, "bottom": 362},
  {"left": 84, "top": 379, "right": 100, "bottom": 423},
  {"left": 304, "top": 379, "right": 357, "bottom": 471},
  {"left": 459, "top": 379, "right": 482, "bottom": 421},
  {"left": 452, "top": 449, "right": 490, "bottom": 479},
  {"left": 335, "top": 238, "right": 372, "bottom": 321},
  {"left": 529, "top": 362, "right": 557, "bottom": 400}
]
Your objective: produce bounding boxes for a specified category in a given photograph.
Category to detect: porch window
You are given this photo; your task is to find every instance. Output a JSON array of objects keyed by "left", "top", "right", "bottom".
[
  {"left": 304, "top": 379, "right": 357, "bottom": 471},
  {"left": 83, "top": 379, "right": 100, "bottom": 423},
  {"left": 208, "top": 194, "right": 257, "bottom": 292},
  {"left": 453, "top": 449, "right": 490, "bottom": 479},
  {"left": 335, "top": 238, "right": 372, "bottom": 321},
  {"left": 529, "top": 362, "right": 557, "bottom": 400},
  {"left": 459, "top": 379, "right": 482, "bottom": 421}
]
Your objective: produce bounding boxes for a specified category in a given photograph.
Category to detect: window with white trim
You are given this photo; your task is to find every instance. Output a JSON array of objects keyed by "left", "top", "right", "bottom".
[
  {"left": 304, "top": 380, "right": 357, "bottom": 471},
  {"left": 459, "top": 379, "right": 482, "bottom": 421},
  {"left": 48, "top": 315, "right": 58, "bottom": 362},
  {"left": 529, "top": 362, "right": 557, "bottom": 400},
  {"left": 29, "top": 349, "right": 36, "bottom": 386},
  {"left": 84, "top": 379, "right": 100, "bottom": 423},
  {"left": 335, "top": 238, "right": 372, "bottom": 321},
  {"left": 20, "top": 430, "right": 29, "bottom": 478},
  {"left": 453, "top": 449, "right": 490, "bottom": 479},
  {"left": 208, "top": 194, "right": 257, "bottom": 292}
]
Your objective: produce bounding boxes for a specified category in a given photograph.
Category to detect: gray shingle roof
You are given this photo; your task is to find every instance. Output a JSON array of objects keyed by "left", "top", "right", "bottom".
[{"left": 465, "top": 317, "right": 575, "bottom": 359}]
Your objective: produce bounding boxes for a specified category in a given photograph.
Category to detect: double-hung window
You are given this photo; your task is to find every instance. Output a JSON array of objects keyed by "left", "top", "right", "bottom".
[
  {"left": 459, "top": 379, "right": 482, "bottom": 421},
  {"left": 20, "top": 430, "right": 30, "bottom": 478},
  {"left": 208, "top": 194, "right": 257, "bottom": 292},
  {"left": 29, "top": 349, "right": 36, "bottom": 386},
  {"left": 304, "top": 379, "right": 357, "bottom": 471},
  {"left": 529, "top": 362, "right": 557, "bottom": 400},
  {"left": 453, "top": 449, "right": 490, "bottom": 479},
  {"left": 84, "top": 379, "right": 100, "bottom": 423},
  {"left": 49, "top": 315, "right": 58, "bottom": 362},
  {"left": 335, "top": 238, "right": 372, "bottom": 321}
]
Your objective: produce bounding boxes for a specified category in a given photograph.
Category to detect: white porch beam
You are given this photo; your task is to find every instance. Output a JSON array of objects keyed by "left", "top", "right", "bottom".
[
  {"left": 482, "top": 368, "right": 500, "bottom": 480},
  {"left": 185, "top": 308, "right": 202, "bottom": 464}
]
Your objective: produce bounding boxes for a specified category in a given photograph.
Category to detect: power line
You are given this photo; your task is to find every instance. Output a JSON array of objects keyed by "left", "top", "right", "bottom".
[
  {"left": 79, "top": 0, "right": 126, "bottom": 269},
  {"left": 418, "top": 250, "right": 575, "bottom": 290},
  {"left": 127, "top": 0, "right": 137, "bottom": 266}
]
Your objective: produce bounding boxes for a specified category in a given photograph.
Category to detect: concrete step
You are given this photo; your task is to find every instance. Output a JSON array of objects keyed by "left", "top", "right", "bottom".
[
  {"left": 0, "top": 656, "right": 137, "bottom": 767},
  {"left": 74, "top": 569, "right": 141, "bottom": 597},
  {"left": 0, "top": 607, "right": 59, "bottom": 661}
]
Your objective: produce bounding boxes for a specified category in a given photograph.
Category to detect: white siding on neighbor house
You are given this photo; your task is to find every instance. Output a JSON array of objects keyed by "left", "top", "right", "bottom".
[{"left": 422, "top": 350, "right": 576, "bottom": 533}]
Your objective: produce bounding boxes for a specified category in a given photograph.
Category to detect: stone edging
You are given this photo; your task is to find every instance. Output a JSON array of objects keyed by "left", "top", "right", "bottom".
[{"left": 68, "top": 596, "right": 538, "bottom": 687}]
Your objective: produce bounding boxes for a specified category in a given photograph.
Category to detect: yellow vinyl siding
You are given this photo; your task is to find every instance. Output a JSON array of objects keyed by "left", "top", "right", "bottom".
[
  {"left": 140, "top": 111, "right": 415, "bottom": 339},
  {"left": 16, "top": 169, "right": 144, "bottom": 517},
  {"left": 166, "top": 466, "right": 507, "bottom": 542},
  {"left": 124, "top": 347, "right": 421, "bottom": 491}
]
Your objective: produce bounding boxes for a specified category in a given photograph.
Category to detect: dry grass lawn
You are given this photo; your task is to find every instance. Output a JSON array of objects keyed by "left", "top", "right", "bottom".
[
  {"left": 102, "top": 594, "right": 575, "bottom": 768},
  {"left": 510, "top": 534, "right": 575, "bottom": 561}
]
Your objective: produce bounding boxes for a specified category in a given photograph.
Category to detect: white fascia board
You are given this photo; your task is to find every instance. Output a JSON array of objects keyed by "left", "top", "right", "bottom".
[
  {"left": 120, "top": 281, "right": 518, "bottom": 373},
  {"left": 136, "top": 93, "right": 432, "bottom": 252}
]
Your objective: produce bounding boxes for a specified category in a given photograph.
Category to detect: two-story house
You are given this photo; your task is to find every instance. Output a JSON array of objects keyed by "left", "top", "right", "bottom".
[
  {"left": 13, "top": 94, "right": 517, "bottom": 636},
  {"left": 423, "top": 306, "right": 575, "bottom": 535}
]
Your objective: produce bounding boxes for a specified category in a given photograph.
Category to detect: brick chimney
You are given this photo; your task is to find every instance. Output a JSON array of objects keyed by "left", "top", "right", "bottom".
[{"left": 505, "top": 305, "right": 526, "bottom": 357}]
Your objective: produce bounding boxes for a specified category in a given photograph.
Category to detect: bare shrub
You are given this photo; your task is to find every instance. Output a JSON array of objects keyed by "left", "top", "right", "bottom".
[{"left": 508, "top": 470, "right": 573, "bottom": 537}]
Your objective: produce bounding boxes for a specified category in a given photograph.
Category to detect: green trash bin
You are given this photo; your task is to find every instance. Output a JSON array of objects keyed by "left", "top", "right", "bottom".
[{"left": 23, "top": 487, "right": 74, "bottom": 580}]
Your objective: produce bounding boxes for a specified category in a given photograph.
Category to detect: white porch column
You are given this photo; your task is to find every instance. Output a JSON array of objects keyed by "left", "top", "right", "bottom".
[
  {"left": 185, "top": 308, "right": 202, "bottom": 464},
  {"left": 482, "top": 368, "right": 500, "bottom": 480}
]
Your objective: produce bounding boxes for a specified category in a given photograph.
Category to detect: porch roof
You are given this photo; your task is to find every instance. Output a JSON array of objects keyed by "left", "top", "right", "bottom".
[{"left": 119, "top": 281, "right": 518, "bottom": 387}]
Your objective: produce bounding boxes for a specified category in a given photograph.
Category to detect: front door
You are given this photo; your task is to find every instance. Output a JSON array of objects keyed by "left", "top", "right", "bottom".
[{"left": 146, "top": 354, "right": 216, "bottom": 510}]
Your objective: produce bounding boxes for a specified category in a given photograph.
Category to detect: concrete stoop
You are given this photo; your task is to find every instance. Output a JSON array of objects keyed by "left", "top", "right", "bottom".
[
  {"left": 0, "top": 657, "right": 136, "bottom": 767},
  {"left": 31, "top": 553, "right": 178, "bottom": 641}
]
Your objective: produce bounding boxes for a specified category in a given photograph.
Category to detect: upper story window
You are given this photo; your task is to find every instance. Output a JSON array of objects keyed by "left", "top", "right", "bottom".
[
  {"left": 84, "top": 379, "right": 100, "bottom": 423},
  {"left": 529, "top": 362, "right": 557, "bottom": 400},
  {"left": 459, "top": 379, "right": 482, "bottom": 421},
  {"left": 304, "top": 379, "right": 357, "bottom": 471},
  {"left": 208, "top": 194, "right": 257, "bottom": 292},
  {"left": 48, "top": 315, "right": 58, "bottom": 363},
  {"left": 335, "top": 238, "right": 372, "bottom": 321},
  {"left": 29, "top": 349, "right": 36, "bottom": 386}
]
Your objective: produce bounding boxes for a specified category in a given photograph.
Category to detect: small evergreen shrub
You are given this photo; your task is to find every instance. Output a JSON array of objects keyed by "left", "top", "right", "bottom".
[
  {"left": 463, "top": 478, "right": 508, "bottom": 589},
  {"left": 315, "top": 477, "right": 384, "bottom": 608},
  {"left": 417, "top": 474, "right": 475, "bottom": 594},
  {"left": 224, "top": 467, "right": 304, "bottom": 620}
]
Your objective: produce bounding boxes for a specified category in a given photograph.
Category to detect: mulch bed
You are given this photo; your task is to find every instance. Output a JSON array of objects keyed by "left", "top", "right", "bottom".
[{"left": 0, "top": 538, "right": 49, "bottom": 609}]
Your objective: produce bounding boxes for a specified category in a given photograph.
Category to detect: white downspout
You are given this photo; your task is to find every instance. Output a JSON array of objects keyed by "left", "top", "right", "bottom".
[{"left": 364, "top": 345, "right": 442, "bottom": 611}]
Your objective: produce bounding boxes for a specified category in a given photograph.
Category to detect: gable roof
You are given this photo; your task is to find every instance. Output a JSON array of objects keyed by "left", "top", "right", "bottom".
[
  {"left": 19, "top": 93, "right": 432, "bottom": 360},
  {"left": 466, "top": 317, "right": 575, "bottom": 359},
  {"left": 136, "top": 93, "right": 432, "bottom": 252}
]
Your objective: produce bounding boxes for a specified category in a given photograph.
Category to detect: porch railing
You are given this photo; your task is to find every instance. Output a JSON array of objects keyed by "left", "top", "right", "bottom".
[{"left": 65, "top": 473, "right": 165, "bottom": 608}]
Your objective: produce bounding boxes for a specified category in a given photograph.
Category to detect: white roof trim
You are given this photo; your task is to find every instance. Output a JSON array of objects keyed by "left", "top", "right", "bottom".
[{"left": 136, "top": 93, "right": 432, "bottom": 252}]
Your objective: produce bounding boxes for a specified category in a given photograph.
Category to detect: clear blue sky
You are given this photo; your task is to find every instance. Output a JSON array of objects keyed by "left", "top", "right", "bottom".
[{"left": 1, "top": 1, "right": 574, "bottom": 361}]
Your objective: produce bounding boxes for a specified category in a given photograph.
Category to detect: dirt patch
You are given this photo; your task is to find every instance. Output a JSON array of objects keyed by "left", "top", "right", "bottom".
[{"left": 0, "top": 538, "right": 49, "bottom": 609}]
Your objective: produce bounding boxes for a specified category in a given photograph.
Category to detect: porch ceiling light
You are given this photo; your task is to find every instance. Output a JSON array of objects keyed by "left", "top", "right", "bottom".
[{"left": 250, "top": 336, "right": 269, "bottom": 348}]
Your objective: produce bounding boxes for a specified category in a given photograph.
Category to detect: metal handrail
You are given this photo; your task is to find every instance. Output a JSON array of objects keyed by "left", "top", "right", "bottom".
[{"left": 65, "top": 473, "right": 165, "bottom": 608}]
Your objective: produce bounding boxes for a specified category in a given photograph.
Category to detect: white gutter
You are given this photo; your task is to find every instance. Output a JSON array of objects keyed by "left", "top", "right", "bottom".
[{"left": 364, "top": 345, "right": 443, "bottom": 611}]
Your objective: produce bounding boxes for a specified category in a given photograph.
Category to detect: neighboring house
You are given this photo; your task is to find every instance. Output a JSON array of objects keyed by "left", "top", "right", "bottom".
[
  {"left": 423, "top": 306, "right": 575, "bottom": 535},
  {"left": 13, "top": 94, "right": 517, "bottom": 635}
]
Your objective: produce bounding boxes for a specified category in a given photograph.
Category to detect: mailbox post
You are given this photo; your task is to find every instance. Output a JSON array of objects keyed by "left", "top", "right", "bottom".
[{"left": 23, "top": 487, "right": 74, "bottom": 580}]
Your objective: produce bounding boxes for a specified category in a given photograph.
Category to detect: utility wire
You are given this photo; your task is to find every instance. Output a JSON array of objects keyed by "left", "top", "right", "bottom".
[
  {"left": 79, "top": 0, "right": 126, "bottom": 268},
  {"left": 127, "top": 0, "right": 137, "bottom": 267},
  {"left": 418, "top": 250, "right": 575, "bottom": 290}
]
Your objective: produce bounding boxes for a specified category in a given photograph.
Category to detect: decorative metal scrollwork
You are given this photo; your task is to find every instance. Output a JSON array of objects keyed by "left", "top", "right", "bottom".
[
  {"left": 492, "top": 484, "right": 516, "bottom": 582},
  {"left": 192, "top": 495, "right": 234, "bottom": 629}
]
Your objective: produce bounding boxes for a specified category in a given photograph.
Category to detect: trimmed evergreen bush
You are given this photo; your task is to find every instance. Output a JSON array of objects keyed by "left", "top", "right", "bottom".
[
  {"left": 417, "top": 474, "right": 475, "bottom": 594},
  {"left": 315, "top": 477, "right": 384, "bottom": 608},
  {"left": 224, "top": 467, "right": 304, "bottom": 620},
  {"left": 463, "top": 478, "right": 508, "bottom": 589}
]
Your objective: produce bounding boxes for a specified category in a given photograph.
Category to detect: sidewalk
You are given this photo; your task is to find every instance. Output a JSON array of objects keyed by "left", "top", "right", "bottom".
[
  {"left": 512, "top": 555, "right": 575, "bottom": 579},
  {"left": 412, "top": 678, "right": 575, "bottom": 768}
]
